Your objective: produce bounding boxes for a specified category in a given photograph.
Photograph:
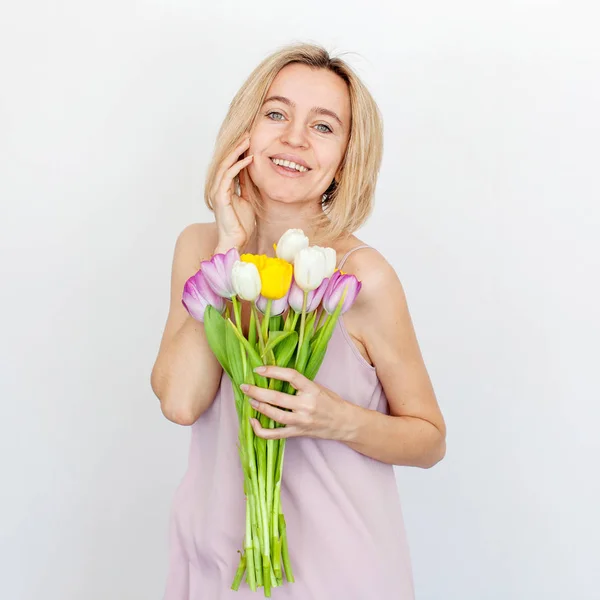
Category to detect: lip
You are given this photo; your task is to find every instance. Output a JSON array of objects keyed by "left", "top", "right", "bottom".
[
  {"left": 269, "top": 154, "right": 311, "bottom": 170},
  {"left": 268, "top": 157, "right": 310, "bottom": 178}
]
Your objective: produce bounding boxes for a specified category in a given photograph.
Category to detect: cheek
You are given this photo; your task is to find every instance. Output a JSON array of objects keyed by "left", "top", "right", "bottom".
[{"left": 248, "top": 124, "right": 271, "bottom": 151}]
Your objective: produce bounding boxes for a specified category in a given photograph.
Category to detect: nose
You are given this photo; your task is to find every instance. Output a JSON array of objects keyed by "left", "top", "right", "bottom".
[{"left": 280, "top": 119, "right": 308, "bottom": 148}]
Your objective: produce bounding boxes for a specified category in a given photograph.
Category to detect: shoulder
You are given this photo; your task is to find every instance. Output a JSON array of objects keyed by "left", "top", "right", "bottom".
[
  {"left": 341, "top": 243, "right": 409, "bottom": 340},
  {"left": 174, "top": 222, "right": 219, "bottom": 266},
  {"left": 175, "top": 221, "right": 218, "bottom": 249},
  {"left": 341, "top": 244, "right": 404, "bottom": 308}
]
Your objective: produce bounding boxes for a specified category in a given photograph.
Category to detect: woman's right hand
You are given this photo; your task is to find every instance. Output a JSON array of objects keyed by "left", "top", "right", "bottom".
[{"left": 210, "top": 133, "right": 257, "bottom": 253}]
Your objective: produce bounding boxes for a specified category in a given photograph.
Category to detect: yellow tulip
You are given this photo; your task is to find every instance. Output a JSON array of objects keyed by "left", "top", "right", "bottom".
[
  {"left": 241, "top": 253, "right": 267, "bottom": 271},
  {"left": 241, "top": 253, "right": 293, "bottom": 300}
]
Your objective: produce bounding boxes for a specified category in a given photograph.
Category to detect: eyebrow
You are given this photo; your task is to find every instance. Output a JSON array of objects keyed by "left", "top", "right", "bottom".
[{"left": 263, "top": 95, "right": 344, "bottom": 129}]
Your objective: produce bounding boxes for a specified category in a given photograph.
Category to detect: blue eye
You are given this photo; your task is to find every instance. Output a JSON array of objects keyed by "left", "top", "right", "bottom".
[{"left": 266, "top": 111, "right": 333, "bottom": 134}]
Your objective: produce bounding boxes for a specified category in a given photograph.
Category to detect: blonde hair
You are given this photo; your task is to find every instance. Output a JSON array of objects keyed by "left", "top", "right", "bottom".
[{"left": 204, "top": 42, "right": 384, "bottom": 244}]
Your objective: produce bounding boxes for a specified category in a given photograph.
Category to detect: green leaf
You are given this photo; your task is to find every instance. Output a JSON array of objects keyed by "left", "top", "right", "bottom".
[
  {"left": 274, "top": 331, "right": 298, "bottom": 368},
  {"left": 304, "top": 308, "right": 343, "bottom": 381},
  {"left": 226, "top": 319, "right": 268, "bottom": 389},
  {"left": 269, "top": 315, "right": 283, "bottom": 332},
  {"left": 225, "top": 320, "right": 244, "bottom": 386},
  {"left": 294, "top": 311, "right": 317, "bottom": 375},
  {"left": 203, "top": 306, "right": 231, "bottom": 376},
  {"left": 304, "top": 344, "right": 327, "bottom": 381},
  {"left": 248, "top": 305, "right": 257, "bottom": 350},
  {"left": 263, "top": 330, "right": 295, "bottom": 359},
  {"left": 270, "top": 331, "right": 299, "bottom": 392}
]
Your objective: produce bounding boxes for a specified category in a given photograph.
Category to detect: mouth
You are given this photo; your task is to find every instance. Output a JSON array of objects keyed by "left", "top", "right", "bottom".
[{"left": 269, "top": 156, "right": 311, "bottom": 177}]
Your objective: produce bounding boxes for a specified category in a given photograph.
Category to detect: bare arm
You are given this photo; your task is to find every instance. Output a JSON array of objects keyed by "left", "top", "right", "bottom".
[
  {"left": 151, "top": 133, "right": 258, "bottom": 425},
  {"left": 341, "top": 250, "right": 446, "bottom": 467},
  {"left": 150, "top": 222, "right": 224, "bottom": 425}
]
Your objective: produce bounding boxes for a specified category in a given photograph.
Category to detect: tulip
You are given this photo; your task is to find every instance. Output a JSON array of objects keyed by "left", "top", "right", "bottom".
[
  {"left": 322, "top": 271, "right": 362, "bottom": 314},
  {"left": 256, "top": 288, "right": 289, "bottom": 316},
  {"left": 240, "top": 253, "right": 267, "bottom": 272},
  {"left": 293, "top": 246, "right": 329, "bottom": 292},
  {"left": 314, "top": 245, "right": 337, "bottom": 278},
  {"left": 231, "top": 261, "right": 261, "bottom": 302},
  {"left": 181, "top": 269, "right": 226, "bottom": 322},
  {"left": 242, "top": 254, "right": 293, "bottom": 300},
  {"left": 200, "top": 247, "right": 240, "bottom": 299},
  {"left": 275, "top": 228, "right": 309, "bottom": 263},
  {"left": 288, "top": 275, "right": 329, "bottom": 313}
]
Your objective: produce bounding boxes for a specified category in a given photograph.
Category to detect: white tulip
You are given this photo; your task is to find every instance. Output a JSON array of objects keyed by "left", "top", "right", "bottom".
[
  {"left": 314, "top": 246, "right": 337, "bottom": 278},
  {"left": 293, "top": 246, "right": 328, "bottom": 291},
  {"left": 231, "top": 261, "right": 262, "bottom": 302},
  {"left": 275, "top": 228, "right": 309, "bottom": 263}
]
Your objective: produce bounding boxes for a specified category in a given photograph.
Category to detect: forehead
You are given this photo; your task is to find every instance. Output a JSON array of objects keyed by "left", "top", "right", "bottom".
[{"left": 266, "top": 63, "right": 351, "bottom": 124}]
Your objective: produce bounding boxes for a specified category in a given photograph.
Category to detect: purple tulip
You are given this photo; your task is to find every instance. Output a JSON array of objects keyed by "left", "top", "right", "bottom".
[
  {"left": 200, "top": 247, "right": 240, "bottom": 299},
  {"left": 256, "top": 288, "right": 290, "bottom": 316},
  {"left": 288, "top": 275, "right": 329, "bottom": 313},
  {"left": 182, "top": 269, "right": 225, "bottom": 322},
  {"left": 322, "top": 271, "right": 362, "bottom": 315}
]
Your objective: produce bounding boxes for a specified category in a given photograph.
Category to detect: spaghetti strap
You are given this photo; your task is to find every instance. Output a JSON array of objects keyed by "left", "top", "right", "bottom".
[{"left": 336, "top": 244, "right": 371, "bottom": 270}]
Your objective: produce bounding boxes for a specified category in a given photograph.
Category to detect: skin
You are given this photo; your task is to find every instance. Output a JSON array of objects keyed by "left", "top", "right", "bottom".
[{"left": 177, "top": 63, "right": 446, "bottom": 467}]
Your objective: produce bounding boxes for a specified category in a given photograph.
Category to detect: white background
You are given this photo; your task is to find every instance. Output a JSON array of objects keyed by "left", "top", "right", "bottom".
[{"left": 1, "top": 1, "right": 599, "bottom": 599}]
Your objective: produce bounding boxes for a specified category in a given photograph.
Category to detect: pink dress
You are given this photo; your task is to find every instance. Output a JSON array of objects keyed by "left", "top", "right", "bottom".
[{"left": 163, "top": 246, "right": 415, "bottom": 599}]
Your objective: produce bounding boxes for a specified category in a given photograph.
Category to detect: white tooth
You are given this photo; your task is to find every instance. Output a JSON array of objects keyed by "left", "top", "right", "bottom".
[{"left": 272, "top": 158, "right": 307, "bottom": 172}]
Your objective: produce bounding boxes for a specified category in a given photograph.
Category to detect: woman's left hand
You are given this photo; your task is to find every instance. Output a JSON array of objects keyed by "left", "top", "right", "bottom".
[{"left": 240, "top": 366, "right": 353, "bottom": 441}]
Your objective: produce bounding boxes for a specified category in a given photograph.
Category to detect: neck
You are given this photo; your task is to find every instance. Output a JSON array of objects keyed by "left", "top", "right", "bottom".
[{"left": 244, "top": 196, "right": 327, "bottom": 256}]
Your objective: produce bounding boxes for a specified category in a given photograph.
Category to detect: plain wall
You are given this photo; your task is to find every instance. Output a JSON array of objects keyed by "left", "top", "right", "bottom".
[{"left": 1, "top": 1, "right": 598, "bottom": 598}]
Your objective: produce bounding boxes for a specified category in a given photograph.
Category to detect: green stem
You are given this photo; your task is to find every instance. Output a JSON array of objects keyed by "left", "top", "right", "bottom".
[
  {"left": 271, "top": 480, "right": 282, "bottom": 581},
  {"left": 231, "top": 295, "right": 242, "bottom": 331},
  {"left": 294, "top": 292, "right": 308, "bottom": 370},
  {"left": 261, "top": 299, "right": 272, "bottom": 344},
  {"left": 245, "top": 497, "right": 257, "bottom": 591},
  {"left": 231, "top": 551, "right": 247, "bottom": 591},
  {"left": 248, "top": 302, "right": 257, "bottom": 349},
  {"left": 314, "top": 306, "right": 326, "bottom": 334},
  {"left": 249, "top": 490, "right": 263, "bottom": 587},
  {"left": 232, "top": 296, "right": 248, "bottom": 387},
  {"left": 252, "top": 302, "right": 265, "bottom": 354},
  {"left": 242, "top": 395, "right": 266, "bottom": 590},
  {"left": 280, "top": 513, "right": 294, "bottom": 583}
]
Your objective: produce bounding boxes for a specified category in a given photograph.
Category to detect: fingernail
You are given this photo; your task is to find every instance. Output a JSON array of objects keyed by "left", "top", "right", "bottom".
[
  {"left": 240, "top": 383, "right": 250, "bottom": 392},
  {"left": 254, "top": 366, "right": 266, "bottom": 374}
]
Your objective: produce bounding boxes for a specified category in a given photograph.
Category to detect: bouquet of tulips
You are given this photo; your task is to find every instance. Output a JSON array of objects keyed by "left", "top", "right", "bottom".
[{"left": 181, "top": 229, "right": 361, "bottom": 596}]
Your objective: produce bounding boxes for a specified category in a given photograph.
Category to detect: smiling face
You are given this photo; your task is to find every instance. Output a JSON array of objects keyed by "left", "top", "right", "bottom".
[{"left": 247, "top": 63, "right": 351, "bottom": 206}]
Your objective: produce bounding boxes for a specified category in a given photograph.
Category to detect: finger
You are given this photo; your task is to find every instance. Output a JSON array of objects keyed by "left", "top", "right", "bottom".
[
  {"left": 214, "top": 134, "right": 251, "bottom": 186},
  {"left": 215, "top": 155, "right": 254, "bottom": 206},
  {"left": 253, "top": 366, "right": 313, "bottom": 392},
  {"left": 250, "top": 418, "right": 298, "bottom": 439},
  {"left": 249, "top": 399, "right": 295, "bottom": 425},
  {"left": 238, "top": 163, "right": 254, "bottom": 201},
  {"left": 241, "top": 384, "right": 295, "bottom": 410}
]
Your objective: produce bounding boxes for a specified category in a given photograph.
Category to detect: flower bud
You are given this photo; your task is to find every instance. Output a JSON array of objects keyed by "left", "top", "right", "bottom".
[
  {"left": 293, "top": 246, "right": 329, "bottom": 291},
  {"left": 288, "top": 275, "right": 329, "bottom": 313},
  {"left": 256, "top": 288, "right": 290, "bottom": 316},
  {"left": 275, "top": 228, "right": 309, "bottom": 263},
  {"left": 200, "top": 247, "right": 240, "bottom": 299},
  {"left": 231, "top": 261, "right": 261, "bottom": 302},
  {"left": 181, "top": 269, "right": 226, "bottom": 322},
  {"left": 314, "top": 246, "right": 337, "bottom": 278},
  {"left": 322, "top": 272, "right": 362, "bottom": 315}
]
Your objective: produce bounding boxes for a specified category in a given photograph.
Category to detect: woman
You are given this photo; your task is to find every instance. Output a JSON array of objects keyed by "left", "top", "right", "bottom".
[{"left": 151, "top": 42, "right": 446, "bottom": 599}]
